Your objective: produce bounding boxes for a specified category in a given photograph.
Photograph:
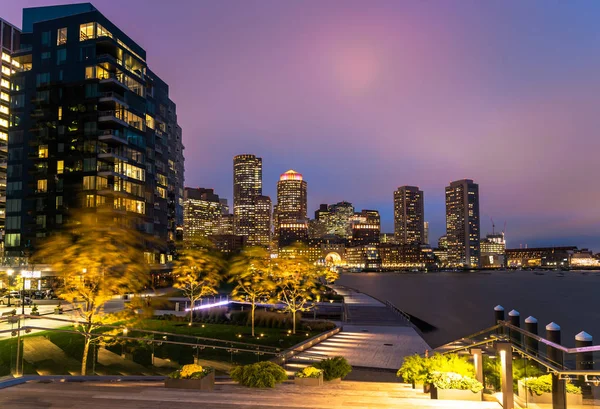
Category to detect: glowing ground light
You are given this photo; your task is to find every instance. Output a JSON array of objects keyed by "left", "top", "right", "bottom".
[{"left": 184, "top": 300, "right": 230, "bottom": 312}]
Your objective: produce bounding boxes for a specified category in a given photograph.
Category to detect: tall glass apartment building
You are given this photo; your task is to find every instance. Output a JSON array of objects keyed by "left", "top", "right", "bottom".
[
  {"left": 6, "top": 4, "right": 184, "bottom": 262},
  {"left": 0, "top": 19, "right": 21, "bottom": 257}
]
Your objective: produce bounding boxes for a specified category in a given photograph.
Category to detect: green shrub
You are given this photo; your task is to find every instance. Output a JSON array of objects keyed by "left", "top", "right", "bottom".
[
  {"left": 169, "top": 364, "right": 213, "bottom": 379},
  {"left": 428, "top": 371, "right": 484, "bottom": 393},
  {"left": 397, "top": 353, "right": 474, "bottom": 384},
  {"left": 295, "top": 366, "right": 323, "bottom": 378},
  {"left": 313, "top": 356, "right": 352, "bottom": 381},
  {"left": 230, "top": 361, "right": 287, "bottom": 388},
  {"left": 522, "top": 374, "right": 581, "bottom": 395}
]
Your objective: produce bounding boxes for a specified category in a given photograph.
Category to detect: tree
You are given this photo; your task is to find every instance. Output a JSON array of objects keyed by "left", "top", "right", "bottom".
[
  {"left": 172, "top": 241, "right": 224, "bottom": 325},
  {"left": 228, "top": 247, "right": 276, "bottom": 336},
  {"left": 274, "top": 251, "right": 321, "bottom": 334},
  {"left": 35, "top": 211, "right": 150, "bottom": 375}
]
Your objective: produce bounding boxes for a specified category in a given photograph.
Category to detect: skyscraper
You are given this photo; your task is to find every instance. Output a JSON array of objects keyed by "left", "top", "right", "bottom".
[
  {"left": 183, "top": 187, "right": 221, "bottom": 241},
  {"left": 274, "top": 169, "right": 307, "bottom": 236},
  {"left": 233, "top": 154, "right": 262, "bottom": 238},
  {"left": 0, "top": 19, "right": 21, "bottom": 253},
  {"left": 350, "top": 209, "right": 381, "bottom": 246},
  {"left": 6, "top": 4, "right": 184, "bottom": 261},
  {"left": 445, "top": 179, "right": 480, "bottom": 268},
  {"left": 253, "top": 195, "right": 271, "bottom": 247},
  {"left": 393, "top": 186, "right": 424, "bottom": 245}
]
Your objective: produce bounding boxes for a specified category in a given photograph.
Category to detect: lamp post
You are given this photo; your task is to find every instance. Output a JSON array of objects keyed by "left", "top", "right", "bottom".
[
  {"left": 21, "top": 272, "right": 26, "bottom": 315},
  {"left": 6, "top": 269, "right": 13, "bottom": 307}
]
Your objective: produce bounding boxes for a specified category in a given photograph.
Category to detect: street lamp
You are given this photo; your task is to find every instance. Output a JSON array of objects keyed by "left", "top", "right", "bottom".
[{"left": 6, "top": 269, "right": 13, "bottom": 308}]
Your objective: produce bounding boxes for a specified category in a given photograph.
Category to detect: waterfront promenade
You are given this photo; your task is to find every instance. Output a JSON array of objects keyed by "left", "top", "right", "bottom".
[
  {"left": 0, "top": 380, "right": 501, "bottom": 408},
  {"left": 288, "top": 286, "right": 430, "bottom": 373}
]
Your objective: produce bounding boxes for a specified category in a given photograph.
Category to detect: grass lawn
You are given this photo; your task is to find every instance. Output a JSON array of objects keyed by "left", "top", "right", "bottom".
[{"left": 0, "top": 319, "right": 322, "bottom": 376}]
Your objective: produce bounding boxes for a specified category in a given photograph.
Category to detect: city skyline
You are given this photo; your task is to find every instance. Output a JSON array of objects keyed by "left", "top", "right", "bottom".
[{"left": 3, "top": 1, "right": 599, "bottom": 251}]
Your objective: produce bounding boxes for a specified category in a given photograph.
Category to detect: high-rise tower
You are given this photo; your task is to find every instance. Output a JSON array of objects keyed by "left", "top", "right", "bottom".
[
  {"left": 445, "top": 179, "right": 480, "bottom": 268},
  {"left": 232, "top": 154, "right": 262, "bottom": 240},
  {"left": 274, "top": 169, "right": 307, "bottom": 235},
  {"left": 393, "top": 186, "right": 424, "bottom": 245}
]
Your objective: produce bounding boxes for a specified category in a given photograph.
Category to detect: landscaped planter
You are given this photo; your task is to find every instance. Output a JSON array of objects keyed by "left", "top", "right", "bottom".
[
  {"left": 430, "top": 385, "right": 482, "bottom": 401},
  {"left": 517, "top": 380, "right": 582, "bottom": 406},
  {"left": 294, "top": 373, "right": 323, "bottom": 386},
  {"left": 165, "top": 371, "right": 215, "bottom": 390}
]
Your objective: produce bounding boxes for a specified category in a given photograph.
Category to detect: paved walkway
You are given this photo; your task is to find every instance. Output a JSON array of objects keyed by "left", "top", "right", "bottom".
[
  {"left": 0, "top": 380, "right": 501, "bottom": 408},
  {"left": 288, "top": 286, "right": 430, "bottom": 372}
]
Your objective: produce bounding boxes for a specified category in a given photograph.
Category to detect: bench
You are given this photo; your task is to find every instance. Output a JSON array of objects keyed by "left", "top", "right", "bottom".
[{"left": 1, "top": 311, "right": 15, "bottom": 317}]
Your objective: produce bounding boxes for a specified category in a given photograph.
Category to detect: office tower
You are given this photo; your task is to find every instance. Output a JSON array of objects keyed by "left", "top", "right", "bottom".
[
  {"left": 252, "top": 195, "right": 271, "bottom": 247},
  {"left": 233, "top": 154, "right": 262, "bottom": 238},
  {"left": 183, "top": 188, "right": 221, "bottom": 241},
  {"left": 423, "top": 221, "right": 429, "bottom": 245},
  {"left": 6, "top": 4, "right": 184, "bottom": 261},
  {"left": 445, "top": 179, "right": 480, "bottom": 268},
  {"left": 219, "top": 198, "right": 229, "bottom": 215},
  {"left": 0, "top": 19, "right": 21, "bottom": 251},
  {"left": 315, "top": 201, "right": 354, "bottom": 238},
  {"left": 393, "top": 186, "right": 424, "bottom": 245},
  {"left": 274, "top": 169, "right": 307, "bottom": 236},
  {"left": 350, "top": 209, "right": 380, "bottom": 246},
  {"left": 218, "top": 213, "right": 234, "bottom": 235},
  {"left": 278, "top": 221, "right": 308, "bottom": 248},
  {"left": 480, "top": 233, "right": 506, "bottom": 268}
]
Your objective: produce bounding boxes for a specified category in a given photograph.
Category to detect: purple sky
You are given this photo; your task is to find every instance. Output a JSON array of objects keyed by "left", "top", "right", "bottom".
[{"left": 5, "top": 1, "right": 600, "bottom": 251}]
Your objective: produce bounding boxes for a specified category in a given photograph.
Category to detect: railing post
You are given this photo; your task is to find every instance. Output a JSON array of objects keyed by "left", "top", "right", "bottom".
[
  {"left": 524, "top": 316, "right": 538, "bottom": 356},
  {"left": 494, "top": 305, "right": 505, "bottom": 336},
  {"left": 471, "top": 348, "right": 484, "bottom": 385},
  {"left": 546, "top": 322, "right": 566, "bottom": 409},
  {"left": 575, "top": 331, "right": 593, "bottom": 400},
  {"left": 508, "top": 309, "right": 521, "bottom": 346},
  {"left": 497, "top": 341, "right": 514, "bottom": 409},
  {"left": 15, "top": 316, "right": 22, "bottom": 376}
]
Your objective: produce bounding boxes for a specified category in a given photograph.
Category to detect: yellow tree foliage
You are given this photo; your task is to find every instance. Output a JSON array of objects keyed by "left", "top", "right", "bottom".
[
  {"left": 228, "top": 247, "right": 276, "bottom": 336},
  {"left": 172, "top": 240, "right": 224, "bottom": 325},
  {"left": 34, "top": 211, "right": 150, "bottom": 375},
  {"left": 274, "top": 250, "right": 321, "bottom": 334}
]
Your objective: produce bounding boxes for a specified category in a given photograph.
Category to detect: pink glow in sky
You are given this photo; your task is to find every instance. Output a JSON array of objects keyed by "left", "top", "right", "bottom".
[{"left": 4, "top": 1, "right": 600, "bottom": 250}]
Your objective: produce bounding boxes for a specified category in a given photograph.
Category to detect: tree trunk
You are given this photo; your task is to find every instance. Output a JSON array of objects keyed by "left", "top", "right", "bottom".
[
  {"left": 81, "top": 334, "right": 91, "bottom": 376},
  {"left": 189, "top": 298, "right": 194, "bottom": 325},
  {"left": 251, "top": 303, "right": 256, "bottom": 337},
  {"left": 292, "top": 310, "right": 296, "bottom": 334}
]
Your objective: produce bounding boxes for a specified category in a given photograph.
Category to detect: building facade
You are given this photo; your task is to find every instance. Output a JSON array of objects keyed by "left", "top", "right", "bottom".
[
  {"left": 394, "top": 186, "right": 424, "bottom": 245},
  {"left": 350, "top": 209, "right": 380, "bottom": 246},
  {"left": 232, "top": 153, "right": 261, "bottom": 238},
  {"left": 506, "top": 246, "right": 576, "bottom": 269},
  {"left": 274, "top": 169, "right": 307, "bottom": 236},
  {"left": 480, "top": 233, "right": 506, "bottom": 268},
  {"left": 0, "top": 19, "right": 21, "bottom": 257},
  {"left": 182, "top": 187, "right": 221, "bottom": 242},
  {"left": 252, "top": 194, "right": 271, "bottom": 248},
  {"left": 445, "top": 179, "right": 480, "bottom": 268},
  {"left": 7, "top": 4, "right": 184, "bottom": 261}
]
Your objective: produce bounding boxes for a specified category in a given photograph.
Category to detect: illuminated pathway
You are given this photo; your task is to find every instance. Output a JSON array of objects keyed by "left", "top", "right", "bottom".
[
  {"left": 288, "top": 286, "right": 430, "bottom": 372},
  {"left": 0, "top": 380, "right": 501, "bottom": 408}
]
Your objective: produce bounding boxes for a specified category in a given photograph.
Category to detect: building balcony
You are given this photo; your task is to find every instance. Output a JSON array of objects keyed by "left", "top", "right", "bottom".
[
  {"left": 98, "top": 111, "right": 129, "bottom": 128},
  {"left": 98, "top": 73, "right": 128, "bottom": 90},
  {"left": 98, "top": 147, "right": 127, "bottom": 162},
  {"left": 99, "top": 92, "right": 128, "bottom": 109},
  {"left": 98, "top": 129, "right": 128, "bottom": 145},
  {"left": 96, "top": 53, "right": 121, "bottom": 66}
]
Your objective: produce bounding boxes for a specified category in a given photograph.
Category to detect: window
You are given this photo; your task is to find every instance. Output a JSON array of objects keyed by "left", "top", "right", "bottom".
[
  {"left": 37, "top": 179, "right": 47, "bottom": 193},
  {"left": 83, "top": 158, "right": 96, "bottom": 171},
  {"left": 8, "top": 147, "right": 22, "bottom": 161},
  {"left": 36, "top": 72, "right": 50, "bottom": 86},
  {"left": 57, "top": 27, "right": 67, "bottom": 45},
  {"left": 41, "top": 51, "right": 51, "bottom": 59},
  {"left": 56, "top": 214, "right": 63, "bottom": 224},
  {"left": 0, "top": 131, "right": 6, "bottom": 142},
  {"left": 0, "top": 92, "right": 8, "bottom": 102},
  {"left": 6, "top": 199, "right": 21, "bottom": 212},
  {"left": 58, "top": 143, "right": 64, "bottom": 152},
  {"left": 36, "top": 215, "right": 46, "bottom": 228},
  {"left": 56, "top": 196, "right": 63, "bottom": 209},
  {"left": 41, "top": 31, "right": 51, "bottom": 46},
  {"left": 84, "top": 122, "right": 97, "bottom": 136},
  {"left": 0, "top": 105, "right": 8, "bottom": 115},
  {"left": 36, "top": 90, "right": 50, "bottom": 103},
  {"left": 7, "top": 165, "right": 22, "bottom": 178},
  {"left": 85, "top": 194, "right": 95, "bottom": 207},
  {"left": 57, "top": 160, "right": 64, "bottom": 174},
  {"left": 6, "top": 216, "right": 20, "bottom": 230},
  {"left": 83, "top": 176, "right": 96, "bottom": 190},
  {"left": 5, "top": 233, "right": 20, "bottom": 247},
  {"left": 38, "top": 145, "right": 48, "bottom": 158},
  {"left": 85, "top": 66, "right": 95, "bottom": 79},
  {"left": 84, "top": 83, "right": 97, "bottom": 98},
  {"left": 58, "top": 106, "right": 62, "bottom": 120},
  {"left": 80, "top": 23, "right": 94, "bottom": 41},
  {"left": 56, "top": 48, "right": 67, "bottom": 65},
  {"left": 1, "top": 78, "right": 9, "bottom": 89},
  {"left": 80, "top": 45, "right": 95, "bottom": 61}
]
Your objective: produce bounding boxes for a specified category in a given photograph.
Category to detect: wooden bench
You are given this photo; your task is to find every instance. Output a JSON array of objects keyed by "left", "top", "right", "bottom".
[{"left": 1, "top": 311, "right": 15, "bottom": 317}]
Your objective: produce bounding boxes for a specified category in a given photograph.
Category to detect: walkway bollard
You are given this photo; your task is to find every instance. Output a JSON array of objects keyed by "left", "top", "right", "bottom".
[
  {"left": 575, "top": 331, "right": 593, "bottom": 400},
  {"left": 471, "top": 348, "right": 483, "bottom": 384},
  {"left": 546, "top": 322, "right": 566, "bottom": 409},
  {"left": 525, "top": 316, "right": 538, "bottom": 355},
  {"left": 496, "top": 341, "right": 514, "bottom": 409},
  {"left": 508, "top": 309, "right": 521, "bottom": 345},
  {"left": 494, "top": 305, "right": 505, "bottom": 336}
]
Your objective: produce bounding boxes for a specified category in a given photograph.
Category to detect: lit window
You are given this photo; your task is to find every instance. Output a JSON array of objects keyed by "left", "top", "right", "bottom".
[
  {"left": 57, "top": 160, "right": 64, "bottom": 174},
  {"left": 37, "top": 179, "right": 47, "bottom": 193},
  {"left": 57, "top": 27, "right": 67, "bottom": 45},
  {"left": 85, "top": 194, "right": 95, "bottom": 207},
  {"left": 1, "top": 53, "right": 10, "bottom": 63},
  {"left": 56, "top": 196, "right": 63, "bottom": 209},
  {"left": 38, "top": 145, "right": 49, "bottom": 158},
  {"left": 1, "top": 66, "right": 10, "bottom": 76},
  {"left": 0, "top": 106, "right": 8, "bottom": 115},
  {"left": 58, "top": 106, "right": 62, "bottom": 120},
  {"left": 80, "top": 23, "right": 94, "bottom": 41},
  {"left": 0, "top": 92, "right": 8, "bottom": 102},
  {"left": 0, "top": 78, "right": 9, "bottom": 89}
]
